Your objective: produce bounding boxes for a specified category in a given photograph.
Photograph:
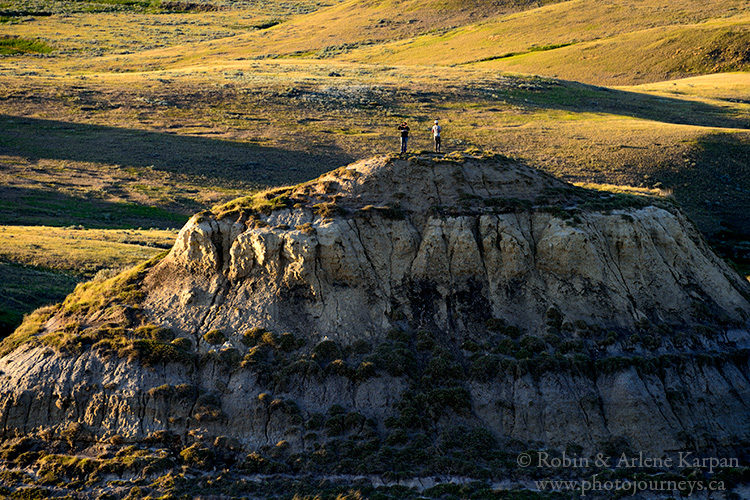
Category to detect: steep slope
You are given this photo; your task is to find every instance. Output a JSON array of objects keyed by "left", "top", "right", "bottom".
[
  {"left": 1, "top": 153, "right": 749, "bottom": 496},
  {"left": 343, "top": 0, "right": 750, "bottom": 84}
]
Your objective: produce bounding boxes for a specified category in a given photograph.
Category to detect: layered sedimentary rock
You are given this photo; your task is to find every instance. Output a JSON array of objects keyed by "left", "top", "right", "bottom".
[{"left": 1, "top": 153, "right": 749, "bottom": 461}]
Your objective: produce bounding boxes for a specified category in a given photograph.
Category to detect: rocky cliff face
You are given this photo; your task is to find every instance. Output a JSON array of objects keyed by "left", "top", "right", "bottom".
[
  {"left": 149, "top": 153, "right": 749, "bottom": 344},
  {"left": 1, "top": 153, "right": 749, "bottom": 493}
]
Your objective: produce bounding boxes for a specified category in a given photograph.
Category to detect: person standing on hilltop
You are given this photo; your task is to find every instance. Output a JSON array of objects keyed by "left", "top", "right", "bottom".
[
  {"left": 432, "top": 119, "right": 442, "bottom": 153},
  {"left": 398, "top": 121, "right": 410, "bottom": 153}
]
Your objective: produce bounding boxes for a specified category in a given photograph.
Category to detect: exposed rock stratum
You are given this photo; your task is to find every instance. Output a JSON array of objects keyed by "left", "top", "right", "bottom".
[{"left": 1, "top": 153, "right": 749, "bottom": 487}]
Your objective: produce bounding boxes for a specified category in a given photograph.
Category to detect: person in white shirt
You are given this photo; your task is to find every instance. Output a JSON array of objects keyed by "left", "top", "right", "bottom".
[{"left": 432, "top": 119, "right": 442, "bottom": 153}]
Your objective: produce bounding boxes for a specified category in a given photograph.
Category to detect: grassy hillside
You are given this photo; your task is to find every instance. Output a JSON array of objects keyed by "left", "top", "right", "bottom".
[
  {"left": 0, "top": 262, "right": 78, "bottom": 336},
  {"left": 0, "top": 0, "right": 343, "bottom": 57},
  {"left": 342, "top": 0, "right": 750, "bottom": 84},
  {"left": 472, "top": 14, "right": 750, "bottom": 85},
  {"left": 29, "top": 0, "right": 746, "bottom": 85},
  {"left": 29, "top": 0, "right": 565, "bottom": 73},
  {"left": 625, "top": 71, "right": 750, "bottom": 100},
  {"left": 0, "top": 225, "right": 175, "bottom": 274}
]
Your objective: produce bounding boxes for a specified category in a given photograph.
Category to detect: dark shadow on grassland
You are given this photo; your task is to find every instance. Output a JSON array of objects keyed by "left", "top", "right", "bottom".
[
  {"left": 0, "top": 262, "right": 80, "bottom": 338},
  {"left": 487, "top": 79, "right": 750, "bottom": 130},
  {"left": 0, "top": 115, "right": 355, "bottom": 187},
  {"left": 653, "top": 132, "right": 750, "bottom": 271},
  {"left": 0, "top": 185, "right": 189, "bottom": 229}
]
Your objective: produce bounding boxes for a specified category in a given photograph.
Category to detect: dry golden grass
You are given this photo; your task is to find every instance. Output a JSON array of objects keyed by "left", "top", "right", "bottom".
[
  {"left": 341, "top": 1, "right": 750, "bottom": 85},
  {"left": 623, "top": 72, "right": 750, "bottom": 101},
  {"left": 37, "top": 0, "right": 743, "bottom": 85},
  {"left": 0, "top": 225, "right": 176, "bottom": 275},
  {"left": 50, "top": 0, "right": 559, "bottom": 73},
  {"left": 573, "top": 182, "right": 671, "bottom": 198},
  {"left": 344, "top": 0, "right": 750, "bottom": 79},
  {"left": 0, "top": 155, "right": 243, "bottom": 208},
  {"left": 0, "top": 64, "right": 747, "bottom": 239},
  {"left": 472, "top": 15, "right": 750, "bottom": 85},
  {"left": 0, "top": 11, "right": 268, "bottom": 56}
]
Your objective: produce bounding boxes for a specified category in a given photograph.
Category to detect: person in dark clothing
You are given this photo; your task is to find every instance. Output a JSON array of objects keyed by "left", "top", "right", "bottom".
[{"left": 398, "top": 121, "right": 410, "bottom": 153}]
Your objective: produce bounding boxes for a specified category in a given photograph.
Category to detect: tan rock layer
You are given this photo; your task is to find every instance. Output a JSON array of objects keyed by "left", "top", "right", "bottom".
[{"left": 149, "top": 205, "right": 749, "bottom": 344}]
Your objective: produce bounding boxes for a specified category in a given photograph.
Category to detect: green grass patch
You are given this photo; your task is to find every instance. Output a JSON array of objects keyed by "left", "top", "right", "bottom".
[
  {"left": 0, "top": 304, "right": 59, "bottom": 358},
  {"left": 0, "top": 251, "right": 200, "bottom": 365},
  {"left": 0, "top": 263, "right": 79, "bottom": 339},
  {"left": 470, "top": 42, "right": 575, "bottom": 64},
  {"left": 528, "top": 42, "right": 575, "bottom": 52},
  {"left": 0, "top": 36, "right": 53, "bottom": 55},
  {"left": 212, "top": 187, "right": 296, "bottom": 219}
]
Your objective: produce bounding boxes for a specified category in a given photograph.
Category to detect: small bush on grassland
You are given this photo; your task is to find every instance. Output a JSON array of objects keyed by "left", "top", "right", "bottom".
[
  {"left": 241, "top": 344, "right": 273, "bottom": 368},
  {"left": 242, "top": 452, "right": 288, "bottom": 474},
  {"left": 218, "top": 347, "right": 242, "bottom": 368},
  {"left": 485, "top": 318, "right": 522, "bottom": 338},
  {"left": 278, "top": 332, "right": 301, "bottom": 351},
  {"left": 355, "top": 361, "right": 376, "bottom": 380},
  {"left": 313, "top": 202, "right": 345, "bottom": 219},
  {"left": 147, "top": 383, "right": 196, "bottom": 400},
  {"left": 470, "top": 353, "right": 499, "bottom": 382},
  {"left": 494, "top": 337, "right": 517, "bottom": 355},
  {"left": 519, "top": 335, "right": 546, "bottom": 353},
  {"left": 350, "top": 339, "right": 371, "bottom": 354},
  {"left": 368, "top": 341, "right": 416, "bottom": 376},
  {"left": 427, "top": 386, "right": 472, "bottom": 413},
  {"left": 242, "top": 327, "right": 302, "bottom": 351},
  {"left": 423, "top": 348, "right": 463, "bottom": 383},
  {"left": 242, "top": 327, "right": 267, "bottom": 346},
  {"left": 325, "top": 409, "right": 368, "bottom": 437},
  {"left": 326, "top": 359, "right": 355, "bottom": 378}
]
